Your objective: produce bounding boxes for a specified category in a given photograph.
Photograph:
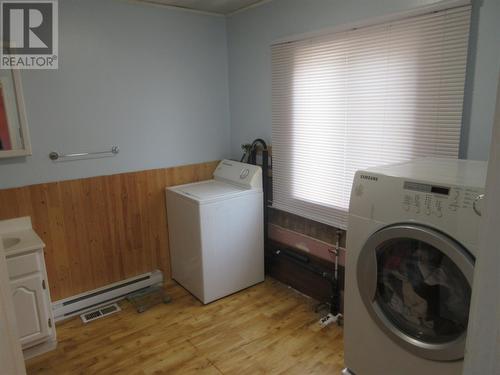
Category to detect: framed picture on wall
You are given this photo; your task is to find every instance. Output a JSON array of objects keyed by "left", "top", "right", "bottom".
[
  {"left": 0, "top": 79, "right": 13, "bottom": 151},
  {"left": 0, "top": 65, "right": 31, "bottom": 158}
]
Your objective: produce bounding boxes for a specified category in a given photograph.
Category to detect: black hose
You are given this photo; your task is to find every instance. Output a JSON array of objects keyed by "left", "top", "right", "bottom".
[
  {"left": 244, "top": 138, "right": 269, "bottom": 243},
  {"left": 249, "top": 139, "right": 267, "bottom": 164}
]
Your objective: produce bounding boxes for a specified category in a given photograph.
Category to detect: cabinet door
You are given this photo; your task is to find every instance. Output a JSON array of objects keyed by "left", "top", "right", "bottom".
[{"left": 11, "top": 273, "right": 51, "bottom": 348}]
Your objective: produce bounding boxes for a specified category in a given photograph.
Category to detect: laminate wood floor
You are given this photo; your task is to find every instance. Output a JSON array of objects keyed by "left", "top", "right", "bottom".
[{"left": 26, "top": 278, "right": 345, "bottom": 374}]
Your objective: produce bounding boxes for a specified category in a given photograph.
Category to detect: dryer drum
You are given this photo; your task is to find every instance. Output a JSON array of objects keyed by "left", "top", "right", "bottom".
[{"left": 356, "top": 224, "right": 474, "bottom": 362}]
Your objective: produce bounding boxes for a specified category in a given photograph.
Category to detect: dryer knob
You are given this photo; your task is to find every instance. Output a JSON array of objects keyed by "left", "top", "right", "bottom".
[{"left": 473, "top": 194, "right": 485, "bottom": 217}]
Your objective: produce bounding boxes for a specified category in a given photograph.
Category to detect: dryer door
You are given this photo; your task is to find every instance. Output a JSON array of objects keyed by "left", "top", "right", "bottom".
[{"left": 357, "top": 224, "right": 474, "bottom": 361}]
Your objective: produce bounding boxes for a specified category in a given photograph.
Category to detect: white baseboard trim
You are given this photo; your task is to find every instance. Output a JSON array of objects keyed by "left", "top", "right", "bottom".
[{"left": 23, "top": 338, "right": 57, "bottom": 361}]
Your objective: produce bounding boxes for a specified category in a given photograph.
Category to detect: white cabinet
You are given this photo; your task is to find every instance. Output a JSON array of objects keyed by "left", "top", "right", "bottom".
[{"left": 6, "top": 247, "right": 56, "bottom": 356}]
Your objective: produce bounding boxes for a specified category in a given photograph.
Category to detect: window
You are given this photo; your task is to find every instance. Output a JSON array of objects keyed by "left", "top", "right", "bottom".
[{"left": 271, "top": 5, "right": 471, "bottom": 229}]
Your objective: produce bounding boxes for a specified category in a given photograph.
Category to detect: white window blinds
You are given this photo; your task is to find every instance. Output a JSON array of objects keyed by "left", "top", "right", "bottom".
[{"left": 271, "top": 5, "right": 471, "bottom": 229}]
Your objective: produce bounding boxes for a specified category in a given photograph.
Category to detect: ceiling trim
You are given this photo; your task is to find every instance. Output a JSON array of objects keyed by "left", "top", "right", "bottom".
[
  {"left": 226, "top": 0, "right": 272, "bottom": 16},
  {"left": 129, "top": 0, "right": 272, "bottom": 17},
  {"left": 129, "top": 0, "right": 225, "bottom": 17}
]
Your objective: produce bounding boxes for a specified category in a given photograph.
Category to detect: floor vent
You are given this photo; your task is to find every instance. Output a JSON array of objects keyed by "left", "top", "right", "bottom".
[{"left": 80, "top": 303, "right": 121, "bottom": 324}]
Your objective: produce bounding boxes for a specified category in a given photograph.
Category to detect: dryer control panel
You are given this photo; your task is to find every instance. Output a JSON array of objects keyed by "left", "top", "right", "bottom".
[
  {"left": 349, "top": 158, "right": 487, "bottom": 252},
  {"left": 401, "top": 181, "right": 482, "bottom": 219}
]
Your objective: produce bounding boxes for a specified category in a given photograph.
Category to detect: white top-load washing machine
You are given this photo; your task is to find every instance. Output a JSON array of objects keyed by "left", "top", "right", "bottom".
[
  {"left": 166, "top": 160, "right": 264, "bottom": 304},
  {"left": 343, "top": 158, "right": 487, "bottom": 375}
]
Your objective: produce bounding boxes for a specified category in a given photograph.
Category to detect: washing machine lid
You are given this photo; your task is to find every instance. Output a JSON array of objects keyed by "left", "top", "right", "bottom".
[{"left": 169, "top": 180, "right": 255, "bottom": 203}]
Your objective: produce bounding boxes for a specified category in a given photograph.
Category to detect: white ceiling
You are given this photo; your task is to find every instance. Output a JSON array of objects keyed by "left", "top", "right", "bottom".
[{"left": 139, "top": 0, "right": 268, "bottom": 15}]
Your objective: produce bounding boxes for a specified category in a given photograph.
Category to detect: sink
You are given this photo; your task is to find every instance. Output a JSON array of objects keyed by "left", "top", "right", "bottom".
[{"left": 2, "top": 237, "right": 21, "bottom": 249}]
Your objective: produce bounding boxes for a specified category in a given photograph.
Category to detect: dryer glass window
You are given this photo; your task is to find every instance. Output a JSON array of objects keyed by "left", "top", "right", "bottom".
[{"left": 375, "top": 238, "right": 471, "bottom": 344}]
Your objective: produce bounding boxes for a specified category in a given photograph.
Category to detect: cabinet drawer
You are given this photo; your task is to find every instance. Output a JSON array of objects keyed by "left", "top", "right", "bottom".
[{"left": 6, "top": 251, "right": 43, "bottom": 279}]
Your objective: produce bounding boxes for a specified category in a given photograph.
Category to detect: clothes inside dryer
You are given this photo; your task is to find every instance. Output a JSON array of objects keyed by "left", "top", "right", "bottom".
[{"left": 375, "top": 238, "right": 471, "bottom": 344}]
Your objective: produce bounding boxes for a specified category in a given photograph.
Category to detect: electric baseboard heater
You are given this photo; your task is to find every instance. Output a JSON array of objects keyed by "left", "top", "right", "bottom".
[{"left": 52, "top": 270, "right": 163, "bottom": 322}]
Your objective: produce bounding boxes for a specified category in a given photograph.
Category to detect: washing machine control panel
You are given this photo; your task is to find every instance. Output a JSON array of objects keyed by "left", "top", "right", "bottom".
[{"left": 401, "top": 181, "right": 481, "bottom": 219}]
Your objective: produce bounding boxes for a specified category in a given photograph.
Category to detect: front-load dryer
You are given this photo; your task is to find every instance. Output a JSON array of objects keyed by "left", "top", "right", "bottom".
[{"left": 343, "top": 158, "right": 487, "bottom": 375}]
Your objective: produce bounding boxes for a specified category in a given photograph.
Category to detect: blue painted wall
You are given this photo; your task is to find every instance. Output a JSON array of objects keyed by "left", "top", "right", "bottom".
[
  {"left": 226, "top": 0, "right": 500, "bottom": 161},
  {"left": 0, "top": 0, "right": 231, "bottom": 189},
  {"left": 465, "top": 0, "right": 500, "bottom": 159},
  {"left": 1, "top": 0, "right": 498, "bottom": 189}
]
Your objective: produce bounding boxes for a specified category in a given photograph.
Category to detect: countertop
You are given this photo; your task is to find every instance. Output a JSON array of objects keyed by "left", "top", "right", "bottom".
[{"left": 0, "top": 217, "right": 45, "bottom": 257}]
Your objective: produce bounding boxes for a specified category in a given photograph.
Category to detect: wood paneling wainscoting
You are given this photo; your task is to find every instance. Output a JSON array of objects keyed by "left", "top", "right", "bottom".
[{"left": 0, "top": 161, "right": 218, "bottom": 301}]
